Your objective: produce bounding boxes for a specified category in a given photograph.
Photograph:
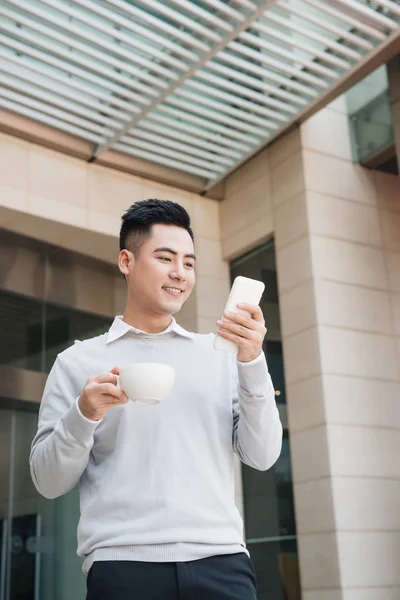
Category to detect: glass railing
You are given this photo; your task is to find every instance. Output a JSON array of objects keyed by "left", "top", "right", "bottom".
[
  {"left": 347, "top": 64, "right": 395, "bottom": 165},
  {"left": 349, "top": 88, "right": 395, "bottom": 164}
]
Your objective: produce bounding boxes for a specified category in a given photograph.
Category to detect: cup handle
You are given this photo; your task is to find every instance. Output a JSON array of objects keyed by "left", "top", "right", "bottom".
[
  {"left": 114, "top": 374, "right": 121, "bottom": 390},
  {"left": 114, "top": 374, "right": 129, "bottom": 401}
]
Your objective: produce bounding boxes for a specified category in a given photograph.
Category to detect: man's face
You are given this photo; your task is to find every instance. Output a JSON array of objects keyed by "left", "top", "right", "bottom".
[{"left": 122, "top": 224, "right": 196, "bottom": 316}]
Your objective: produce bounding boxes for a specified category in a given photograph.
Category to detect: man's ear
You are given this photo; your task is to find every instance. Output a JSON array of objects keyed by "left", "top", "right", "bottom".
[{"left": 118, "top": 249, "right": 134, "bottom": 277}]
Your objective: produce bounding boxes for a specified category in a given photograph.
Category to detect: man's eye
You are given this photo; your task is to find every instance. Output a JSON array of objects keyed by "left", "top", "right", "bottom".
[
  {"left": 186, "top": 263, "right": 194, "bottom": 268},
  {"left": 158, "top": 256, "right": 171, "bottom": 262}
]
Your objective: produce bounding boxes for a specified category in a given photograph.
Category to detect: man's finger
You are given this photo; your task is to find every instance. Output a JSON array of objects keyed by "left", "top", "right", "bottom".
[
  {"left": 223, "top": 311, "right": 255, "bottom": 329},
  {"left": 95, "top": 373, "right": 118, "bottom": 385},
  {"left": 99, "top": 383, "right": 126, "bottom": 399},
  {"left": 236, "top": 303, "right": 265, "bottom": 323},
  {"left": 101, "top": 394, "right": 129, "bottom": 405},
  {"left": 218, "top": 320, "right": 252, "bottom": 339}
]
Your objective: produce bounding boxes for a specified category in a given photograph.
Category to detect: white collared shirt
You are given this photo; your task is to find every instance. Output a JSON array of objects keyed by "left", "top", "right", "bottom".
[{"left": 106, "top": 315, "right": 195, "bottom": 344}]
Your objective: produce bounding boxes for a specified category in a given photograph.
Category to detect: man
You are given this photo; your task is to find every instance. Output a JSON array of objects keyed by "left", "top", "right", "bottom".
[{"left": 30, "top": 199, "right": 283, "bottom": 600}]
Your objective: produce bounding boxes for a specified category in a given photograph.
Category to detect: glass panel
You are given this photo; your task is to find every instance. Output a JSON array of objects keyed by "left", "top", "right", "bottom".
[
  {"left": 0, "top": 408, "right": 86, "bottom": 600},
  {"left": 0, "top": 292, "right": 43, "bottom": 372},
  {"left": 52, "top": 487, "right": 84, "bottom": 600},
  {"left": 0, "top": 289, "right": 111, "bottom": 374},
  {"left": 265, "top": 341, "right": 286, "bottom": 406},
  {"left": 44, "top": 303, "right": 111, "bottom": 372},
  {"left": 0, "top": 289, "right": 111, "bottom": 598},
  {"left": 248, "top": 538, "right": 301, "bottom": 600},
  {"left": 0, "top": 410, "right": 12, "bottom": 600},
  {"left": 243, "top": 433, "right": 296, "bottom": 540},
  {"left": 347, "top": 65, "right": 396, "bottom": 165},
  {"left": 9, "top": 411, "right": 40, "bottom": 600},
  {"left": 0, "top": 239, "right": 113, "bottom": 599}
]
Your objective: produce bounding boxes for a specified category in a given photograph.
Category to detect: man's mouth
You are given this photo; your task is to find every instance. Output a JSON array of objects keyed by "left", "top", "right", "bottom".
[{"left": 162, "top": 286, "right": 184, "bottom": 296}]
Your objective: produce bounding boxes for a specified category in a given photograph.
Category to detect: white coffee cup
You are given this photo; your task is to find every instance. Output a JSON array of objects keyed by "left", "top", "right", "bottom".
[{"left": 118, "top": 363, "right": 175, "bottom": 405}]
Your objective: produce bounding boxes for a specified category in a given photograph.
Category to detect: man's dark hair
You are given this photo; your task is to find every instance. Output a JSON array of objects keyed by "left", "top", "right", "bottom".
[{"left": 120, "top": 199, "right": 194, "bottom": 255}]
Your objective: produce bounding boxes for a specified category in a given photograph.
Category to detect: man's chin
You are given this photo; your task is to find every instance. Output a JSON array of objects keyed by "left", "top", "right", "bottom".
[
  {"left": 167, "top": 301, "right": 184, "bottom": 315},
  {"left": 158, "top": 298, "right": 184, "bottom": 315}
]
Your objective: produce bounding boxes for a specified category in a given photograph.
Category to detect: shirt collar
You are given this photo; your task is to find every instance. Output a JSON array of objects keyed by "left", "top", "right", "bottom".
[{"left": 106, "top": 315, "right": 195, "bottom": 344}]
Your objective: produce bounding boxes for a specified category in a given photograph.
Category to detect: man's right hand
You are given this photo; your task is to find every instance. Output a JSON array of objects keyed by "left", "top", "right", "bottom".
[{"left": 78, "top": 366, "right": 128, "bottom": 421}]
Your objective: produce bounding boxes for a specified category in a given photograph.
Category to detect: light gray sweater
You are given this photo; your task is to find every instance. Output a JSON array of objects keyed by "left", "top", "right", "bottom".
[{"left": 30, "top": 317, "right": 282, "bottom": 573}]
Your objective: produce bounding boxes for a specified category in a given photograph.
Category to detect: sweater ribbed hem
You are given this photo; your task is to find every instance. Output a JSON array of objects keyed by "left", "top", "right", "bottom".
[
  {"left": 83, "top": 542, "right": 248, "bottom": 574},
  {"left": 62, "top": 398, "right": 100, "bottom": 445},
  {"left": 237, "top": 352, "right": 272, "bottom": 398}
]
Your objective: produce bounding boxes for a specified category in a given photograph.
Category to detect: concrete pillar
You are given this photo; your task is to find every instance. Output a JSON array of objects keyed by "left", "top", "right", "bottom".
[{"left": 271, "top": 97, "right": 400, "bottom": 599}]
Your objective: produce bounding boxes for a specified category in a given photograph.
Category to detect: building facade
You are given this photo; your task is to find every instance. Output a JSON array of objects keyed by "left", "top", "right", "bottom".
[{"left": 1, "top": 60, "right": 400, "bottom": 600}]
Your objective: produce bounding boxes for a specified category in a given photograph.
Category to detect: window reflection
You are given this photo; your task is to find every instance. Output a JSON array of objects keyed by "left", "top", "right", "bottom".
[
  {"left": 0, "top": 287, "right": 112, "bottom": 600},
  {"left": 44, "top": 304, "right": 112, "bottom": 372},
  {"left": 0, "top": 291, "right": 43, "bottom": 372},
  {"left": 0, "top": 289, "right": 111, "bottom": 373},
  {"left": 248, "top": 539, "right": 301, "bottom": 600}
]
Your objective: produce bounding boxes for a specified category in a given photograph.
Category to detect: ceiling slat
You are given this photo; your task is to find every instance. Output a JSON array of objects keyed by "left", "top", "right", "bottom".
[
  {"left": 252, "top": 20, "right": 354, "bottom": 68},
  {"left": 239, "top": 31, "right": 342, "bottom": 79},
  {"left": 136, "top": 120, "right": 245, "bottom": 157},
  {"left": 73, "top": 0, "right": 200, "bottom": 61},
  {"left": 1, "top": 70, "right": 125, "bottom": 130},
  {"left": 133, "top": 0, "right": 223, "bottom": 41},
  {"left": 0, "top": 37, "right": 153, "bottom": 110},
  {"left": 123, "top": 129, "right": 236, "bottom": 166},
  {"left": 156, "top": 105, "right": 262, "bottom": 144},
  {"left": 184, "top": 79, "right": 295, "bottom": 119},
  {"left": 92, "top": 0, "right": 278, "bottom": 156},
  {"left": 298, "top": 0, "right": 385, "bottom": 43},
  {"left": 113, "top": 142, "right": 221, "bottom": 179},
  {"left": 0, "top": 98, "right": 107, "bottom": 144},
  {"left": 0, "top": 21, "right": 166, "bottom": 95},
  {"left": 205, "top": 61, "right": 308, "bottom": 105},
  {"left": 144, "top": 113, "right": 253, "bottom": 152},
  {"left": 102, "top": 0, "right": 210, "bottom": 51},
  {"left": 332, "top": 0, "right": 399, "bottom": 30},
  {"left": 0, "top": 89, "right": 111, "bottom": 139},
  {"left": 275, "top": 1, "right": 364, "bottom": 61},
  {"left": 0, "top": 50, "right": 133, "bottom": 120},
  {"left": 37, "top": 0, "right": 191, "bottom": 71},
  {"left": 2, "top": 2, "right": 180, "bottom": 81}
]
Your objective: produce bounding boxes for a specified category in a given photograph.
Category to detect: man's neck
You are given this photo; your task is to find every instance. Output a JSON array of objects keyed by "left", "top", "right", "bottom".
[{"left": 122, "top": 305, "right": 173, "bottom": 334}]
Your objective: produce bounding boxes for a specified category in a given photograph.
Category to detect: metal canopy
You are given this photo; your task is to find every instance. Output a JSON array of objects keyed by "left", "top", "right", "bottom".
[{"left": 1, "top": 0, "right": 400, "bottom": 190}]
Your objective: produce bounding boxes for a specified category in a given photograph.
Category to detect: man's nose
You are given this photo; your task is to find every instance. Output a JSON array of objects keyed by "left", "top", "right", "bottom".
[{"left": 170, "top": 263, "right": 185, "bottom": 281}]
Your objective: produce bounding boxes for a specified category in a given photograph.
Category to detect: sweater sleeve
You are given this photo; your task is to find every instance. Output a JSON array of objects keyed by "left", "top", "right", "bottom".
[
  {"left": 232, "top": 352, "right": 283, "bottom": 471},
  {"left": 30, "top": 357, "right": 100, "bottom": 499}
]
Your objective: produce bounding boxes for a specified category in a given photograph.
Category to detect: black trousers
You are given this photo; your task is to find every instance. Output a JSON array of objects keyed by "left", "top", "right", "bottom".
[{"left": 86, "top": 553, "right": 257, "bottom": 600}]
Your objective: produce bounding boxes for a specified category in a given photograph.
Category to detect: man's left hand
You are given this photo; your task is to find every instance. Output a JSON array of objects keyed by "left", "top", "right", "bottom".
[{"left": 216, "top": 304, "right": 267, "bottom": 363}]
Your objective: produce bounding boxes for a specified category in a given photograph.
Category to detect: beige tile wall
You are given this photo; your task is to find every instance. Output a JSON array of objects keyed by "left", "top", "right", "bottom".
[
  {"left": 0, "top": 132, "right": 231, "bottom": 335},
  {"left": 220, "top": 145, "right": 274, "bottom": 259},
  {"left": 294, "top": 100, "right": 400, "bottom": 599},
  {"left": 221, "top": 97, "right": 400, "bottom": 598}
]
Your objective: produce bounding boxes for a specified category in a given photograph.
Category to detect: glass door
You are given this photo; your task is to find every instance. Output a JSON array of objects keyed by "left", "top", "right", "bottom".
[
  {"left": 0, "top": 410, "right": 12, "bottom": 600},
  {"left": 0, "top": 409, "right": 46, "bottom": 600},
  {"left": 0, "top": 406, "right": 85, "bottom": 600},
  {"left": 230, "top": 242, "right": 301, "bottom": 600}
]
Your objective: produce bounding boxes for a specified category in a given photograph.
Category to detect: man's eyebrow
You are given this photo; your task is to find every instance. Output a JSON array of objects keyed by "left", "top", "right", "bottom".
[{"left": 153, "top": 247, "right": 196, "bottom": 261}]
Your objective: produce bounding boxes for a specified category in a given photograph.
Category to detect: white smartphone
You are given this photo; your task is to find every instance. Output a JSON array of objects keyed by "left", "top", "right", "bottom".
[{"left": 214, "top": 275, "right": 265, "bottom": 354}]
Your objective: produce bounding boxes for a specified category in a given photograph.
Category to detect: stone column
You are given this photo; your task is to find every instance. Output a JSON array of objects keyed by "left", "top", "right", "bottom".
[{"left": 272, "top": 97, "right": 400, "bottom": 599}]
